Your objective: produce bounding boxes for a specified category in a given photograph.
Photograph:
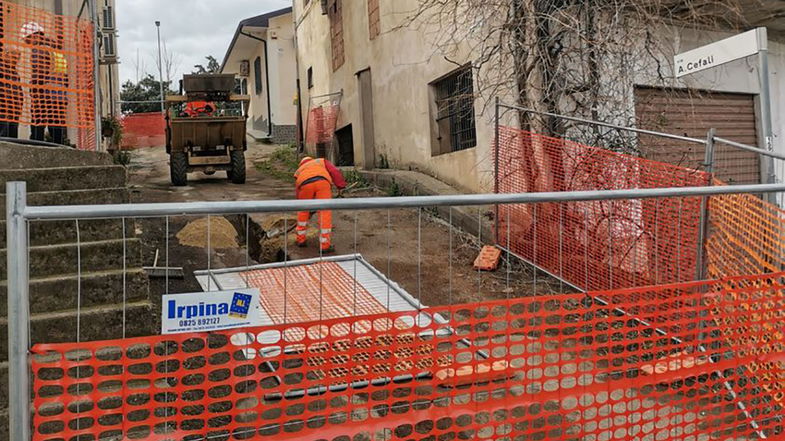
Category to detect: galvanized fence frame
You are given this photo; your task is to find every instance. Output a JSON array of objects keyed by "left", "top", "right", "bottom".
[
  {"left": 8, "top": 181, "right": 785, "bottom": 440},
  {"left": 494, "top": 102, "right": 785, "bottom": 208},
  {"left": 492, "top": 101, "right": 785, "bottom": 285}
]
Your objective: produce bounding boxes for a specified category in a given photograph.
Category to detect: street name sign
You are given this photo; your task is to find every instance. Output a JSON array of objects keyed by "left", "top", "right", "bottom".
[{"left": 675, "top": 29, "right": 760, "bottom": 78}]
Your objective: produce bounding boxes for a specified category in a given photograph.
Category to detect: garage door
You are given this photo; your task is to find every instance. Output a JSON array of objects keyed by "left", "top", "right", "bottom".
[{"left": 634, "top": 87, "right": 760, "bottom": 185}]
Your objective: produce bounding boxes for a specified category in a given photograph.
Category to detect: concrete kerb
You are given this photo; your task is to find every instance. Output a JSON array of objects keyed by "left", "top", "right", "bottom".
[{"left": 345, "top": 168, "right": 494, "bottom": 242}]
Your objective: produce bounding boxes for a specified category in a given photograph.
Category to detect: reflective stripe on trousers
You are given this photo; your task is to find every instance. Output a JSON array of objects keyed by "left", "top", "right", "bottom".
[{"left": 296, "top": 179, "right": 333, "bottom": 249}]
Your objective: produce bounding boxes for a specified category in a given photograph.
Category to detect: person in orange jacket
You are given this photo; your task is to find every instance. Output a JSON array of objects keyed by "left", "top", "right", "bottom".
[
  {"left": 294, "top": 156, "right": 347, "bottom": 253},
  {"left": 183, "top": 101, "right": 215, "bottom": 117}
]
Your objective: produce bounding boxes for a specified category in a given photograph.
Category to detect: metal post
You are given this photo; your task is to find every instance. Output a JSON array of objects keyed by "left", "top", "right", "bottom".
[
  {"left": 756, "top": 27, "right": 776, "bottom": 205},
  {"left": 6, "top": 182, "right": 30, "bottom": 441},
  {"left": 494, "top": 96, "right": 501, "bottom": 244},
  {"left": 88, "top": 0, "right": 102, "bottom": 151},
  {"left": 156, "top": 21, "right": 165, "bottom": 113},
  {"left": 695, "top": 128, "right": 716, "bottom": 281}
]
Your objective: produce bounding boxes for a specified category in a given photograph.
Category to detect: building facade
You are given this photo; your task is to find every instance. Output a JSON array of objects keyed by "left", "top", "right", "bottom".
[
  {"left": 221, "top": 7, "right": 298, "bottom": 144},
  {"left": 294, "top": 0, "right": 785, "bottom": 196},
  {"left": 295, "top": 0, "right": 498, "bottom": 193}
]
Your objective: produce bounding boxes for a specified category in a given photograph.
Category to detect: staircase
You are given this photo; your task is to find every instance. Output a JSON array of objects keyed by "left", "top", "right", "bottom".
[{"left": 0, "top": 142, "right": 154, "bottom": 439}]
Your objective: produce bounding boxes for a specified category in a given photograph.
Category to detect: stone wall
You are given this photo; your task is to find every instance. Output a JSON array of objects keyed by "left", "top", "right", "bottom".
[{"left": 271, "top": 124, "right": 298, "bottom": 145}]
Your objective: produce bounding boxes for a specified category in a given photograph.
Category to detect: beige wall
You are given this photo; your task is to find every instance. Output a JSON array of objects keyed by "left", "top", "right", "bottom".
[
  {"left": 295, "top": 0, "right": 503, "bottom": 193},
  {"left": 296, "top": 0, "right": 785, "bottom": 195}
]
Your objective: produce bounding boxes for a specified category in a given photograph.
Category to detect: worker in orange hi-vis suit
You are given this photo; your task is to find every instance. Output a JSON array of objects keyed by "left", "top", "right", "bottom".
[
  {"left": 294, "top": 157, "right": 347, "bottom": 253},
  {"left": 183, "top": 101, "right": 216, "bottom": 117}
]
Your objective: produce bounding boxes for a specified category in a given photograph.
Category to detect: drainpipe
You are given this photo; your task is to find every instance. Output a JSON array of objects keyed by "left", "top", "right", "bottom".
[
  {"left": 240, "top": 30, "right": 273, "bottom": 138},
  {"left": 293, "top": 6, "right": 305, "bottom": 151},
  {"left": 108, "top": 64, "right": 115, "bottom": 116}
]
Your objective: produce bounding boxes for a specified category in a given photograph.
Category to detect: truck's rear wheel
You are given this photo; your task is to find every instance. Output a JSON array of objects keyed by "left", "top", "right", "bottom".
[
  {"left": 229, "top": 150, "right": 246, "bottom": 184},
  {"left": 170, "top": 152, "right": 188, "bottom": 186}
]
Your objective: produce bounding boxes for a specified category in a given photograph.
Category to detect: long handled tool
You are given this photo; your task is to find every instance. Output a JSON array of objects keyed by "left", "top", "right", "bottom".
[{"left": 143, "top": 249, "right": 185, "bottom": 279}]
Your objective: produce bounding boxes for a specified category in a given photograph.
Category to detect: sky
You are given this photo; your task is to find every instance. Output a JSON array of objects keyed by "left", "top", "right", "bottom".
[{"left": 117, "top": 0, "right": 291, "bottom": 85}]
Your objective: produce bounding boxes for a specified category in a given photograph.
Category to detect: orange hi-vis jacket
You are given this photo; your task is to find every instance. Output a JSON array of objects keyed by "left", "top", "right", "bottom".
[{"left": 294, "top": 158, "right": 333, "bottom": 188}]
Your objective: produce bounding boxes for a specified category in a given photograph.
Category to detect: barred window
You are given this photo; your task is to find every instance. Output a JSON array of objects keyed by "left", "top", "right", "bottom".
[{"left": 433, "top": 66, "right": 476, "bottom": 153}]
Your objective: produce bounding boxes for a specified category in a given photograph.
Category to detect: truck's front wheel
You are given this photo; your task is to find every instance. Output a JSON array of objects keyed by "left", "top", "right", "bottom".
[
  {"left": 170, "top": 152, "right": 188, "bottom": 186},
  {"left": 229, "top": 150, "right": 246, "bottom": 184}
]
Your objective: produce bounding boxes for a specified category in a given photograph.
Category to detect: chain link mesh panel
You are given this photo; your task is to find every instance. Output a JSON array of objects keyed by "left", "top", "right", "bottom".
[
  {"left": 305, "top": 103, "right": 339, "bottom": 146},
  {"left": 495, "top": 127, "right": 711, "bottom": 292}
]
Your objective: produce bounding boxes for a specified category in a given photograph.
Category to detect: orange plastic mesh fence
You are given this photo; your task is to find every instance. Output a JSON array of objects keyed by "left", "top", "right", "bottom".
[
  {"left": 242, "top": 263, "right": 388, "bottom": 325},
  {"left": 305, "top": 105, "right": 339, "bottom": 145},
  {"left": 121, "top": 112, "right": 166, "bottom": 149},
  {"left": 495, "top": 127, "right": 710, "bottom": 292},
  {"left": 702, "top": 187, "right": 785, "bottom": 405},
  {"left": 0, "top": 1, "right": 96, "bottom": 149},
  {"left": 32, "top": 272, "right": 785, "bottom": 440},
  {"left": 706, "top": 186, "right": 785, "bottom": 280}
]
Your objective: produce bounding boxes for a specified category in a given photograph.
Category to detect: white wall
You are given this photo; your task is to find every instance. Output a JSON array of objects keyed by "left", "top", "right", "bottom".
[
  {"left": 268, "top": 14, "right": 297, "bottom": 127},
  {"left": 223, "top": 12, "right": 297, "bottom": 138},
  {"left": 245, "top": 40, "right": 269, "bottom": 136}
]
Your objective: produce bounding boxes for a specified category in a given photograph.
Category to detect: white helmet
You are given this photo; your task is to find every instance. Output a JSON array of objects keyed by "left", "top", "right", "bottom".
[{"left": 21, "top": 22, "right": 45, "bottom": 38}]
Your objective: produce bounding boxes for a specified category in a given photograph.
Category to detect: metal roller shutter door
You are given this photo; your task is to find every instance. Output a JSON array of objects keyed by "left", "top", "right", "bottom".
[{"left": 634, "top": 87, "right": 760, "bottom": 185}]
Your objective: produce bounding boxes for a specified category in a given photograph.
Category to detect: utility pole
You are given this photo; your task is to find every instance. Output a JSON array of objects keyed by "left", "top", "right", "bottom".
[{"left": 156, "top": 21, "right": 164, "bottom": 113}]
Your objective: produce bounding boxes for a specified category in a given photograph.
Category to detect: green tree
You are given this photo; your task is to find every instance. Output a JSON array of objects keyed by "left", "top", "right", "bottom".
[
  {"left": 120, "top": 74, "right": 176, "bottom": 114},
  {"left": 193, "top": 55, "right": 221, "bottom": 74}
]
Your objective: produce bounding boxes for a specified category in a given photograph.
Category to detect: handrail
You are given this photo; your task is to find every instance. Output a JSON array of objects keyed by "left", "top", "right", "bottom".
[
  {"left": 308, "top": 90, "right": 343, "bottom": 100},
  {"left": 18, "top": 183, "right": 785, "bottom": 220},
  {"left": 498, "top": 102, "right": 707, "bottom": 145},
  {"left": 714, "top": 136, "right": 785, "bottom": 161}
]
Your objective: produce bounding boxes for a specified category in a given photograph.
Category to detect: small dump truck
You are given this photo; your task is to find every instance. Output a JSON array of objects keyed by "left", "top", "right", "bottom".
[{"left": 165, "top": 74, "right": 250, "bottom": 186}]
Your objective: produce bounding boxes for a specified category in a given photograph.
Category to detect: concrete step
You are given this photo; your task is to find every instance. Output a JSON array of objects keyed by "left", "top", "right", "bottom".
[
  {"left": 0, "top": 218, "right": 134, "bottom": 248},
  {"left": 0, "top": 268, "right": 149, "bottom": 316},
  {"left": 0, "top": 239, "right": 143, "bottom": 280},
  {"left": 0, "top": 166, "right": 127, "bottom": 193},
  {"left": 0, "top": 142, "right": 113, "bottom": 170},
  {"left": 0, "top": 300, "right": 154, "bottom": 363},
  {"left": 0, "top": 187, "right": 129, "bottom": 208}
]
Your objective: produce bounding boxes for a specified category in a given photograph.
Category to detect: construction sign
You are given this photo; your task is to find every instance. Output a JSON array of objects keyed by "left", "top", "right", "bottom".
[{"left": 161, "top": 289, "right": 262, "bottom": 334}]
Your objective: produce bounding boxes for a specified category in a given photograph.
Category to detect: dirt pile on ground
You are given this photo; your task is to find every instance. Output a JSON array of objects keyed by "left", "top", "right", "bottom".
[
  {"left": 254, "top": 214, "right": 321, "bottom": 262},
  {"left": 177, "top": 217, "right": 239, "bottom": 249},
  {"left": 259, "top": 214, "right": 298, "bottom": 238}
]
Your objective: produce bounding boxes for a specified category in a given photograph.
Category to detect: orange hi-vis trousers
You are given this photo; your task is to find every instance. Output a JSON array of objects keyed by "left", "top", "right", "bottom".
[{"left": 296, "top": 178, "right": 333, "bottom": 250}]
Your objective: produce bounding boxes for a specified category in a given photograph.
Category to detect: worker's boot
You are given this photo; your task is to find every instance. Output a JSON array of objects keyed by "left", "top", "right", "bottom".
[
  {"left": 296, "top": 228, "right": 308, "bottom": 248},
  {"left": 321, "top": 246, "right": 335, "bottom": 254}
]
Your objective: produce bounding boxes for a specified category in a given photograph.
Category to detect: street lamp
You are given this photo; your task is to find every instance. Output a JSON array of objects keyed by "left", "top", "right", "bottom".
[{"left": 155, "top": 20, "right": 164, "bottom": 113}]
